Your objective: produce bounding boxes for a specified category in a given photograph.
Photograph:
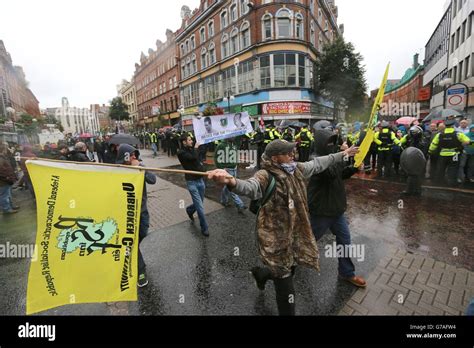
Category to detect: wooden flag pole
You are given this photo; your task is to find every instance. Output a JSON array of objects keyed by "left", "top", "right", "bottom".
[{"left": 19, "top": 157, "right": 221, "bottom": 178}]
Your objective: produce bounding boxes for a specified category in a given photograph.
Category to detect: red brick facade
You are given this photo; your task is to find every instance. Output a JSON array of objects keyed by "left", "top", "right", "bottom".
[
  {"left": 0, "top": 41, "right": 41, "bottom": 119},
  {"left": 134, "top": 30, "right": 180, "bottom": 128}
]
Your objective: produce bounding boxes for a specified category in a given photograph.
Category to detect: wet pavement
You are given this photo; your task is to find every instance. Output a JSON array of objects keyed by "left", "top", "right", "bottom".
[{"left": 0, "top": 151, "right": 473, "bottom": 315}]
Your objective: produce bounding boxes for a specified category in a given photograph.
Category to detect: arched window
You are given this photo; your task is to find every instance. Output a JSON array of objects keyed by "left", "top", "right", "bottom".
[
  {"left": 310, "top": 20, "right": 315, "bottom": 46},
  {"left": 180, "top": 44, "right": 185, "bottom": 56},
  {"left": 201, "top": 47, "right": 208, "bottom": 69},
  {"left": 190, "top": 35, "right": 196, "bottom": 50},
  {"left": 200, "top": 27, "right": 206, "bottom": 43},
  {"left": 221, "top": 34, "right": 229, "bottom": 58},
  {"left": 262, "top": 13, "right": 273, "bottom": 40},
  {"left": 230, "top": 2, "right": 238, "bottom": 22},
  {"left": 185, "top": 39, "right": 190, "bottom": 53},
  {"left": 295, "top": 13, "right": 304, "bottom": 40},
  {"left": 240, "top": 0, "right": 249, "bottom": 15},
  {"left": 276, "top": 9, "right": 292, "bottom": 38},
  {"left": 208, "top": 20, "right": 215, "bottom": 37},
  {"left": 209, "top": 42, "right": 216, "bottom": 64},
  {"left": 221, "top": 10, "right": 228, "bottom": 28},
  {"left": 230, "top": 28, "right": 239, "bottom": 54},
  {"left": 241, "top": 21, "right": 251, "bottom": 49},
  {"left": 191, "top": 54, "right": 197, "bottom": 74}
]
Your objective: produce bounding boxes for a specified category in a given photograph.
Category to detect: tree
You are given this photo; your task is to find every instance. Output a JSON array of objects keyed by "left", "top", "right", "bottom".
[
  {"left": 109, "top": 97, "right": 130, "bottom": 121},
  {"left": 315, "top": 36, "right": 368, "bottom": 122}
]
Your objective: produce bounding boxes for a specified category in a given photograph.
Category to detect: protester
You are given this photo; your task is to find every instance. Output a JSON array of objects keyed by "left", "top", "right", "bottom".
[
  {"left": 178, "top": 134, "right": 209, "bottom": 237},
  {"left": 116, "top": 144, "right": 157, "bottom": 287},
  {"left": 295, "top": 126, "right": 314, "bottom": 162},
  {"left": 207, "top": 140, "right": 359, "bottom": 316},
  {"left": 308, "top": 130, "right": 367, "bottom": 288},
  {"left": 214, "top": 138, "right": 247, "bottom": 214},
  {"left": 0, "top": 143, "right": 19, "bottom": 214},
  {"left": 68, "top": 142, "right": 92, "bottom": 162}
]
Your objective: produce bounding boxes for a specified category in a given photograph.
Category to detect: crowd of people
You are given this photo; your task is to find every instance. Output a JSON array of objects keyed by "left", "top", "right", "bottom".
[{"left": 1, "top": 114, "right": 473, "bottom": 316}]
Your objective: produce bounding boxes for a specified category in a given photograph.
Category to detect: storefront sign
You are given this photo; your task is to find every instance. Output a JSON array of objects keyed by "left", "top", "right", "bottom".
[{"left": 262, "top": 102, "right": 311, "bottom": 115}]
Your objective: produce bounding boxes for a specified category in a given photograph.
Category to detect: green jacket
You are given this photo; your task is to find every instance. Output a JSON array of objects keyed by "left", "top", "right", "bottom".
[{"left": 214, "top": 140, "right": 240, "bottom": 169}]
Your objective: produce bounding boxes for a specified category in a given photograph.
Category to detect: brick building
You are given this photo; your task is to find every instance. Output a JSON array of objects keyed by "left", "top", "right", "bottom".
[
  {"left": 0, "top": 40, "right": 41, "bottom": 119},
  {"left": 176, "top": 0, "right": 341, "bottom": 128},
  {"left": 134, "top": 30, "right": 180, "bottom": 130}
]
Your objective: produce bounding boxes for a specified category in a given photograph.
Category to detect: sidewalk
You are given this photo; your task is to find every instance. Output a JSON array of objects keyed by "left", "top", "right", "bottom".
[{"left": 340, "top": 248, "right": 474, "bottom": 316}]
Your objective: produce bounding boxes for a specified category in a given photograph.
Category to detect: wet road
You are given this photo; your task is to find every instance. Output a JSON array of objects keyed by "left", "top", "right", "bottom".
[{"left": 0, "top": 174, "right": 472, "bottom": 315}]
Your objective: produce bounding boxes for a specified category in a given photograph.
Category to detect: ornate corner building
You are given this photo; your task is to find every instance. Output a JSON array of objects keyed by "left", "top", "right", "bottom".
[{"left": 176, "top": 0, "right": 341, "bottom": 127}]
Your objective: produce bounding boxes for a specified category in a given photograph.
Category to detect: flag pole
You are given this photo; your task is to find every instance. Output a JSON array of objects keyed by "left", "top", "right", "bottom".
[{"left": 20, "top": 157, "right": 219, "bottom": 178}]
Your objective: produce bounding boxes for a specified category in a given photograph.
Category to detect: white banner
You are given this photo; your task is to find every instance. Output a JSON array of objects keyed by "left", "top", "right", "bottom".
[{"left": 193, "top": 112, "right": 254, "bottom": 145}]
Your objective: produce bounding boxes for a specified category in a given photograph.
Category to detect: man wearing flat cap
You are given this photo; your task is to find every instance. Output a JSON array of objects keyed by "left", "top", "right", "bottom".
[{"left": 208, "top": 140, "right": 359, "bottom": 316}]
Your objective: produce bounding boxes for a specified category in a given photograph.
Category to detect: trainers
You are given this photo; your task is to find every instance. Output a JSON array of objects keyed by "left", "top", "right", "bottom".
[
  {"left": 2, "top": 209, "right": 18, "bottom": 215},
  {"left": 138, "top": 273, "right": 149, "bottom": 288},
  {"left": 339, "top": 275, "right": 367, "bottom": 288},
  {"left": 187, "top": 211, "right": 195, "bottom": 223}
]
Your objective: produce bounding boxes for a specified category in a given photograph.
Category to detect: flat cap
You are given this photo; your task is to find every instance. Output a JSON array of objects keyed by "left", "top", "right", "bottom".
[{"left": 264, "top": 139, "right": 296, "bottom": 157}]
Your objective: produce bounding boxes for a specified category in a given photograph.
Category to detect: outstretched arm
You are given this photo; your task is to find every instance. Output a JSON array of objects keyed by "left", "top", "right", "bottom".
[{"left": 300, "top": 146, "right": 359, "bottom": 179}]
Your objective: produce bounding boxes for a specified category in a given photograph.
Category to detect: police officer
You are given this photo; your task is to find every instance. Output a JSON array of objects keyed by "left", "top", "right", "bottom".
[
  {"left": 429, "top": 119, "right": 470, "bottom": 186},
  {"left": 401, "top": 126, "right": 428, "bottom": 155},
  {"left": 263, "top": 124, "right": 281, "bottom": 149},
  {"left": 296, "top": 126, "right": 314, "bottom": 162},
  {"left": 149, "top": 131, "right": 158, "bottom": 157},
  {"left": 282, "top": 127, "right": 295, "bottom": 142},
  {"left": 374, "top": 121, "right": 400, "bottom": 178}
]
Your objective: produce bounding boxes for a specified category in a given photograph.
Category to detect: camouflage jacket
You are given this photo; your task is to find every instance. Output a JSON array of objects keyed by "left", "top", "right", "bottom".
[{"left": 233, "top": 152, "right": 345, "bottom": 277}]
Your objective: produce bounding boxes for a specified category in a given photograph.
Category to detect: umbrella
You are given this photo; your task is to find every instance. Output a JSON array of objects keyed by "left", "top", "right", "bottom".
[
  {"left": 396, "top": 117, "right": 417, "bottom": 126},
  {"left": 107, "top": 134, "right": 140, "bottom": 146},
  {"left": 422, "top": 109, "right": 463, "bottom": 123},
  {"left": 288, "top": 121, "right": 308, "bottom": 128},
  {"left": 79, "top": 133, "right": 93, "bottom": 138}
]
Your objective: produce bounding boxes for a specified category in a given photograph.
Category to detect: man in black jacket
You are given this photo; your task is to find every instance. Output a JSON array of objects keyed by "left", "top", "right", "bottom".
[
  {"left": 116, "top": 144, "right": 157, "bottom": 287},
  {"left": 307, "top": 129, "right": 367, "bottom": 288},
  {"left": 68, "top": 142, "right": 92, "bottom": 162},
  {"left": 178, "top": 134, "right": 209, "bottom": 237}
]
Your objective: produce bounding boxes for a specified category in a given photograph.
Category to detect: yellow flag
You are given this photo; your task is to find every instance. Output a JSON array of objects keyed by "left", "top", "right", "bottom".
[
  {"left": 354, "top": 63, "right": 390, "bottom": 168},
  {"left": 26, "top": 160, "right": 144, "bottom": 315}
]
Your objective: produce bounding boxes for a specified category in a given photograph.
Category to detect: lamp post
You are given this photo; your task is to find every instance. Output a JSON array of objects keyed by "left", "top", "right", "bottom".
[{"left": 223, "top": 90, "right": 235, "bottom": 113}]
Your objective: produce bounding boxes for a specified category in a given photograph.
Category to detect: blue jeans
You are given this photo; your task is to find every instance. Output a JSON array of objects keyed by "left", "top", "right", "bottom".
[
  {"left": 310, "top": 214, "right": 355, "bottom": 278},
  {"left": 467, "top": 298, "right": 474, "bottom": 316},
  {"left": 151, "top": 143, "right": 158, "bottom": 156},
  {"left": 221, "top": 168, "right": 244, "bottom": 208},
  {"left": 0, "top": 185, "right": 13, "bottom": 212},
  {"left": 138, "top": 210, "right": 150, "bottom": 274},
  {"left": 186, "top": 179, "right": 208, "bottom": 232}
]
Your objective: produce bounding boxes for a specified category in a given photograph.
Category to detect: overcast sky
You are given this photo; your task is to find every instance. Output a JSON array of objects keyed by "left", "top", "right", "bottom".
[{"left": 2, "top": 0, "right": 449, "bottom": 109}]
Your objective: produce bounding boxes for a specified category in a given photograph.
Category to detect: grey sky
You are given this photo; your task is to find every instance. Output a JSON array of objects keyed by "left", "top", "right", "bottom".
[{"left": 2, "top": 0, "right": 448, "bottom": 108}]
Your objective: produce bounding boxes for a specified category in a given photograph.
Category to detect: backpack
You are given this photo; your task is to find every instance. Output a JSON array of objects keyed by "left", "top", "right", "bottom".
[{"left": 249, "top": 172, "right": 276, "bottom": 215}]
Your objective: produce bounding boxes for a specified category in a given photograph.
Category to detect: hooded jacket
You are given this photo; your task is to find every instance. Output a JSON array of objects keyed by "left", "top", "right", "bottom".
[
  {"left": 116, "top": 144, "right": 157, "bottom": 215},
  {"left": 232, "top": 151, "right": 345, "bottom": 278},
  {"left": 308, "top": 130, "right": 358, "bottom": 218}
]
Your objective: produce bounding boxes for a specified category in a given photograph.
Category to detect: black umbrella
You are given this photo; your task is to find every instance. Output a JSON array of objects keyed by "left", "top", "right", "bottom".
[
  {"left": 107, "top": 134, "right": 140, "bottom": 146},
  {"left": 422, "top": 109, "right": 463, "bottom": 123}
]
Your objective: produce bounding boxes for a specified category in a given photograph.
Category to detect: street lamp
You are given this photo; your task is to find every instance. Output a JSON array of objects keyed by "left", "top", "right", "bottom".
[{"left": 223, "top": 90, "right": 235, "bottom": 113}]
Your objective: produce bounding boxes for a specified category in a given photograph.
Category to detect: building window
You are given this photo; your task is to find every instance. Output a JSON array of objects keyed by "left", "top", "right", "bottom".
[
  {"left": 310, "top": 21, "right": 315, "bottom": 45},
  {"left": 201, "top": 47, "right": 208, "bottom": 69},
  {"left": 169, "top": 78, "right": 173, "bottom": 91},
  {"left": 238, "top": 59, "right": 255, "bottom": 93},
  {"left": 221, "top": 34, "right": 229, "bottom": 58},
  {"left": 209, "top": 42, "right": 216, "bottom": 64},
  {"left": 262, "top": 13, "right": 273, "bottom": 40},
  {"left": 298, "top": 55, "right": 306, "bottom": 87},
  {"left": 200, "top": 27, "right": 206, "bottom": 43},
  {"left": 174, "top": 76, "right": 178, "bottom": 88},
  {"left": 230, "top": 3, "right": 238, "bottom": 22},
  {"left": 276, "top": 9, "right": 292, "bottom": 38},
  {"left": 240, "top": 0, "right": 249, "bottom": 15},
  {"left": 221, "top": 10, "right": 228, "bottom": 28},
  {"left": 230, "top": 28, "right": 239, "bottom": 54},
  {"left": 191, "top": 35, "right": 196, "bottom": 50},
  {"left": 260, "top": 55, "right": 271, "bottom": 88},
  {"left": 222, "top": 67, "right": 237, "bottom": 94},
  {"left": 180, "top": 44, "right": 185, "bottom": 56},
  {"left": 204, "top": 74, "right": 220, "bottom": 101},
  {"left": 191, "top": 54, "right": 197, "bottom": 74},
  {"left": 186, "top": 40, "right": 190, "bottom": 53},
  {"left": 241, "top": 21, "right": 251, "bottom": 48},
  {"left": 208, "top": 20, "right": 215, "bottom": 37},
  {"left": 295, "top": 13, "right": 304, "bottom": 40}
]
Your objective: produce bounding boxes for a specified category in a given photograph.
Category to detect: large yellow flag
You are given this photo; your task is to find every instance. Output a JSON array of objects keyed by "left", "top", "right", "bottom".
[
  {"left": 26, "top": 160, "right": 144, "bottom": 315},
  {"left": 354, "top": 63, "right": 390, "bottom": 168}
]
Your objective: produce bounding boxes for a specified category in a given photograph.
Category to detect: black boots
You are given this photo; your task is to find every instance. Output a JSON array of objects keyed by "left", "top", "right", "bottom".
[{"left": 250, "top": 267, "right": 272, "bottom": 291}]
